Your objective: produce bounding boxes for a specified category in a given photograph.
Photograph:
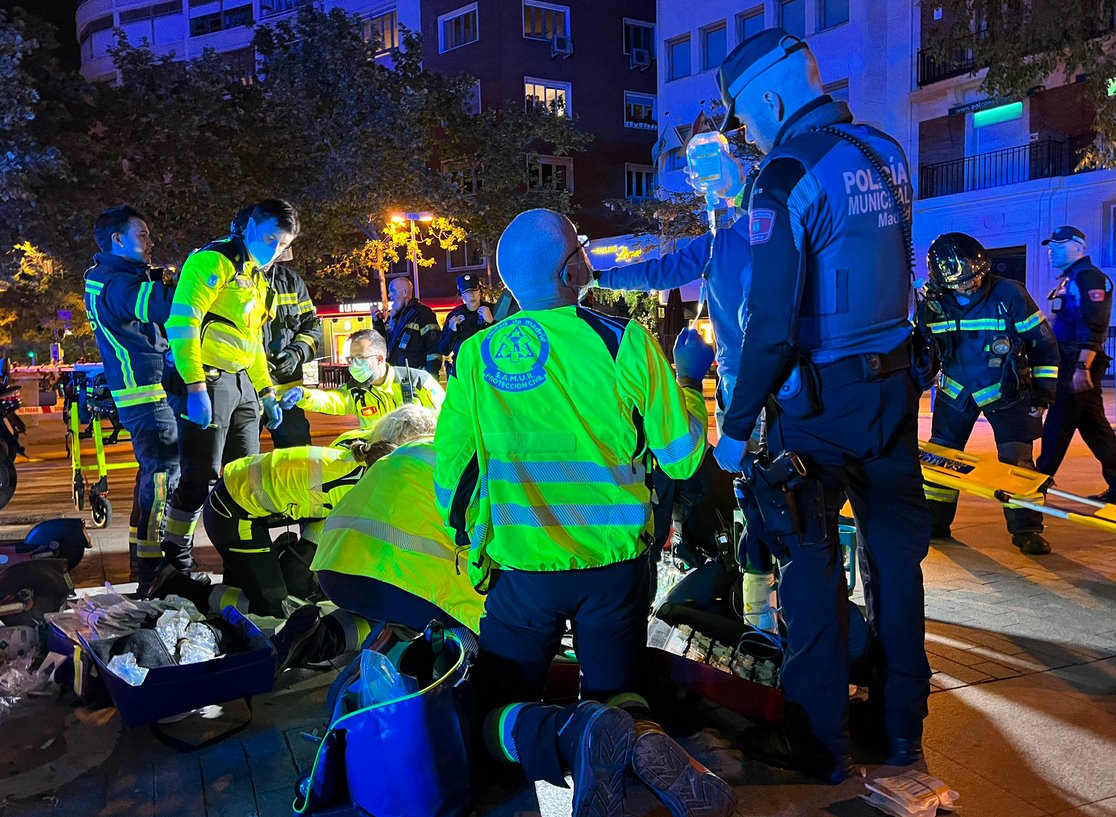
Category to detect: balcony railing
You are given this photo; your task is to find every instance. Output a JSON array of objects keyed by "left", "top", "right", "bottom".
[
  {"left": 918, "top": 135, "right": 1098, "bottom": 200},
  {"left": 916, "top": 44, "right": 979, "bottom": 87}
]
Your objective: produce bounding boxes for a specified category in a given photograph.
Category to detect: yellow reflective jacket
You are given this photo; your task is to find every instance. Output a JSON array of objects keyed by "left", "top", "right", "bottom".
[
  {"left": 434, "top": 306, "right": 708, "bottom": 589},
  {"left": 222, "top": 445, "right": 367, "bottom": 520},
  {"left": 297, "top": 365, "right": 445, "bottom": 429},
  {"left": 165, "top": 237, "right": 272, "bottom": 391},
  {"left": 313, "top": 440, "right": 484, "bottom": 633}
]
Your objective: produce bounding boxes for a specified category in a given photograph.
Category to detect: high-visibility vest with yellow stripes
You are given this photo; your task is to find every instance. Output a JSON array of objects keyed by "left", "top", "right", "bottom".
[
  {"left": 221, "top": 445, "right": 366, "bottom": 520},
  {"left": 434, "top": 305, "right": 708, "bottom": 589},
  {"left": 312, "top": 440, "right": 484, "bottom": 633},
  {"left": 297, "top": 365, "right": 445, "bottom": 429},
  {"left": 165, "top": 237, "right": 272, "bottom": 390}
]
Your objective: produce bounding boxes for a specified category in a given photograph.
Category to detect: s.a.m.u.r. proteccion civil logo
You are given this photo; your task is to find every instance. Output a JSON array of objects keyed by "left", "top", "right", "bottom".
[{"left": 480, "top": 317, "right": 550, "bottom": 393}]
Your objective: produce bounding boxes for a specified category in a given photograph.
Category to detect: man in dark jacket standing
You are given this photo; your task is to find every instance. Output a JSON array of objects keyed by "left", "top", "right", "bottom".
[
  {"left": 262, "top": 246, "right": 322, "bottom": 448},
  {"left": 1036, "top": 226, "right": 1116, "bottom": 501},
  {"left": 437, "top": 273, "right": 494, "bottom": 375},
  {"left": 83, "top": 205, "right": 179, "bottom": 592},
  {"left": 375, "top": 277, "right": 442, "bottom": 376}
]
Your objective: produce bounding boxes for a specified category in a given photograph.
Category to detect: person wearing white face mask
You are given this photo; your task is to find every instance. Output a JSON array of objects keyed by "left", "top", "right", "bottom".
[{"left": 280, "top": 328, "right": 444, "bottom": 429}]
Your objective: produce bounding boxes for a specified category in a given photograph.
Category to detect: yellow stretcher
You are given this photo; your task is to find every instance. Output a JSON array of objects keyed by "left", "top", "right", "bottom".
[{"left": 919, "top": 440, "right": 1116, "bottom": 534}]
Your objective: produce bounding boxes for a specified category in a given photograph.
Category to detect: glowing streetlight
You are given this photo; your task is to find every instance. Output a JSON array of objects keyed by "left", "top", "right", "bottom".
[{"left": 390, "top": 211, "right": 435, "bottom": 300}]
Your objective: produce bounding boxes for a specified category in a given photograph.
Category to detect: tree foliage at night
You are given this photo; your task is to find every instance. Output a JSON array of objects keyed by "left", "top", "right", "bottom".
[
  {"left": 924, "top": 0, "right": 1116, "bottom": 167},
  {"left": 0, "top": 5, "right": 590, "bottom": 359}
]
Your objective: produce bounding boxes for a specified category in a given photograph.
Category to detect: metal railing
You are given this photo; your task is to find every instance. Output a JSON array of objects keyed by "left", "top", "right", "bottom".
[
  {"left": 916, "top": 43, "right": 979, "bottom": 87},
  {"left": 918, "top": 135, "right": 1097, "bottom": 200}
]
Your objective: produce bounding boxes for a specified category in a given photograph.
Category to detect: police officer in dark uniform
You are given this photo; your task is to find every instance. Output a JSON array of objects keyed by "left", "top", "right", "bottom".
[
  {"left": 712, "top": 29, "right": 931, "bottom": 781},
  {"left": 921, "top": 233, "right": 1060, "bottom": 554},
  {"left": 1036, "top": 226, "right": 1116, "bottom": 501},
  {"left": 437, "top": 272, "right": 494, "bottom": 375}
]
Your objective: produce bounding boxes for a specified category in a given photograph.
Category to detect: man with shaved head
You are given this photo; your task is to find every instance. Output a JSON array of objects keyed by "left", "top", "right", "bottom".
[
  {"left": 434, "top": 209, "right": 734, "bottom": 815},
  {"left": 713, "top": 29, "right": 930, "bottom": 781},
  {"left": 374, "top": 276, "right": 443, "bottom": 376}
]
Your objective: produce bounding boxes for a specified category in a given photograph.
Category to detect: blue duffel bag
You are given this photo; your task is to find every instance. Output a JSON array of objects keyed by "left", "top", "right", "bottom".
[{"left": 293, "top": 621, "right": 476, "bottom": 817}]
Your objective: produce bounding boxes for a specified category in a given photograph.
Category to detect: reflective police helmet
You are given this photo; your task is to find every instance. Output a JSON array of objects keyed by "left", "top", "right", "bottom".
[{"left": 927, "top": 232, "right": 991, "bottom": 291}]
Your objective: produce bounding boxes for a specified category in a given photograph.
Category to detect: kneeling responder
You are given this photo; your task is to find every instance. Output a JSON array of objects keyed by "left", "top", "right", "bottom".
[
  {"left": 921, "top": 233, "right": 1059, "bottom": 555},
  {"left": 281, "top": 328, "right": 443, "bottom": 428},
  {"left": 434, "top": 208, "right": 735, "bottom": 817},
  {"left": 159, "top": 199, "right": 297, "bottom": 576},
  {"left": 272, "top": 405, "right": 484, "bottom": 672}
]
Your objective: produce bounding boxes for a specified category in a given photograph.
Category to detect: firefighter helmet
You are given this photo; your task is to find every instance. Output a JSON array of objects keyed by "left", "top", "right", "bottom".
[{"left": 927, "top": 232, "right": 991, "bottom": 291}]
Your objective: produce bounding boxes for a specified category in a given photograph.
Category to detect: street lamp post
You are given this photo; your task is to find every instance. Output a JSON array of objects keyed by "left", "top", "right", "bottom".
[{"left": 390, "top": 211, "right": 435, "bottom": 300}]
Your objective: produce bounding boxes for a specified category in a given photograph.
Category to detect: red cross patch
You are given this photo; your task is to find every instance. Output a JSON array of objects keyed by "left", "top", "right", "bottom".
[{"left": 1088, "top": 289, "right": 1107, "bottom": 302}]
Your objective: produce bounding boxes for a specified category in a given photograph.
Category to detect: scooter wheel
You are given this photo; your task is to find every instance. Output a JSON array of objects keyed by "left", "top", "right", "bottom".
[
  {"left": 0, "top": 449, "right": 15, "bottom": 511},
  {"left": 90, "top": 497, "right": 112, "bottom": 528}
]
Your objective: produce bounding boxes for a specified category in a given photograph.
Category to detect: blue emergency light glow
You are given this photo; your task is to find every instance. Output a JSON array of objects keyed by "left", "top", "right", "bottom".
[{"left": 972, "top": 102, "right": 1022, "bottom": 128}]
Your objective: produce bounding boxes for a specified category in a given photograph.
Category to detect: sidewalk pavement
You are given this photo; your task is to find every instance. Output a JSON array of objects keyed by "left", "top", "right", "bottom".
[{"left": 0, "top": 397, "right": 1114, "bottom": 816}]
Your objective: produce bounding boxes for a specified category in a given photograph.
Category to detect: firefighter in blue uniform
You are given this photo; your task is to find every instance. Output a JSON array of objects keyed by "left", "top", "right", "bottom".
[
  {"left": 1036, "top": 225, "right": 1116, "bottom": 503},
  {"left": 921, "top": 233, "right": 1060, "bottom": 555},
  {"left": 712, "top": 29, "right": 931, "bottom": 781},
  {"left": 84, "top": 205, "right": 179, "bottom": 593}
]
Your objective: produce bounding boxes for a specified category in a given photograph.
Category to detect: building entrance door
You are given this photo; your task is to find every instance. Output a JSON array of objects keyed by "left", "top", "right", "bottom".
[{"left": 986, "top": 245, "right": 1026, "bottom": 285}]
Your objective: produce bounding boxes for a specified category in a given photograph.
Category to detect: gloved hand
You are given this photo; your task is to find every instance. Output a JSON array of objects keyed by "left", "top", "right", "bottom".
[
  {"left": 261, "top": 392, "right": 283, "bottom": 430},
  {"left": 185, "top": 389, "right": 213, "bottom": 428},
  {"left": 279, "top": 387, "right": 304, "bottom": 411},
  {"left": 271, "top": 348, "right": 303, "bottom": 382},
  {"left": 713, "top": 433, "right": 748, "bottom": 473},
  {"left": 673, "top": 328, "right": 715, "bottom": 383}
]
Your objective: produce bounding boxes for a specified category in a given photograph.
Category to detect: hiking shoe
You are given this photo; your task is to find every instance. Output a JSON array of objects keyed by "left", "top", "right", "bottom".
[
  {"left": 739, "top": 723, "right": 855, "bottom": 784},
  {"left": 270, "top": 605, "right": 323, "bottom": 675},
  {"left": 566, "top": 703, "right": 635, "bottom": 817},
  {"left": 1012, "top": 532, "right": 1051, "bottom": 556},
  {"left": 631, "top": 720, "right": 736, "bottom": 817}
]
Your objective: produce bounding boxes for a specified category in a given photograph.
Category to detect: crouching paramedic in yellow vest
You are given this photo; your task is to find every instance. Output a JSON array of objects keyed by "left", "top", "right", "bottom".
[
  {"left": 266, "top": 404, "right": 485, "bottom": 673},
  {"left": 158, "top": 199, "right": 297, "bottom": 577},
  {"left": 433, "top": 208, "right": 735, "bottom": 817},
  {"left": 150, "top": 427, "right": 372, "bottom": 617},
  {"left": 279, "top": 328, "right": 443, "bottom": 429}
]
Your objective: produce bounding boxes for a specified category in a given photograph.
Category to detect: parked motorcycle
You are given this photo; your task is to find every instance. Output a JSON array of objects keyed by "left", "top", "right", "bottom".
[{"left": 0, "top": 357, "right": 26, "bottom": 511}]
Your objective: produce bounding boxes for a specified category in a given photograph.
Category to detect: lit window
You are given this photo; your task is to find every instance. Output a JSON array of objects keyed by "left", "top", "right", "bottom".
[
  {"left": 439, "top": 3, "right": 479, "bottom": 53},
  {"left": 449, "top": 238, "right": 486, "bottom": 270},
  {"left": 624, "top": 91, "right": 656, "bottom": 129},
  {"left": 623, "top": 18, "right": 654, "bottom": 55},
  {"left": 626, "top": 164, "right": 655, "bottom": 199},
  {"left": 781, "top": 0, "right": 805, "bottom": 37},
  {"left": 525, "top": 77, "right": 571, "bottom": 116},
  {"left": 701, "top": 23, "right": 727, "bottom": 72},
  {"left": 364, "top": 9, "right": 399, "bottom": 54},
  {"left": 528, "top": 155, "right": 574, "bottom": 192},
  {"left": 223, "top": 47, "right": 255, "bottom": 84},
  {"left": 736, "top": 7, "right": 764, "bottom": 41},
  {"left": 523, "top": 1, "right": 569, "bottom": 41},
  {"left": 667, "top": 36, "right": 691, "bottom": 82}
]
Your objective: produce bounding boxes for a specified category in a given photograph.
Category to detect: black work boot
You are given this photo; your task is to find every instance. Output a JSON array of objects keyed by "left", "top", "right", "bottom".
[
  {"left": 739, "top": 720, "right": 855, "bottom": 784},
  {"left": 1012, "top": 531, "right": 1051, "bottom": 555},
  {"left": 630, "top": 719, "right": 736, "bottom": 817}
]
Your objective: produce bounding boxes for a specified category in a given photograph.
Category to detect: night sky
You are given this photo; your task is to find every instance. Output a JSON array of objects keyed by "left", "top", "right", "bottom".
[{"left": 3, "top": 0, "right": 81, "bottom": 71}]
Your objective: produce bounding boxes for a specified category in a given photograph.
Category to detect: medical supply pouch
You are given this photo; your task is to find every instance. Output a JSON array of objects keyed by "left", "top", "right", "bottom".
[{"left": 293, "top": 623, "right": 476, "bottom": 817}]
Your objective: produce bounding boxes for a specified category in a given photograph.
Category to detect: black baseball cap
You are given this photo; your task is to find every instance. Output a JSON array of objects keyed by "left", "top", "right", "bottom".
[
  {"left": 456, "top": 273, "right": 480, "bottom": 293},
  {"left": 718, "top": 28, "right": 808, "bottom": 133},
  {"left": 1041, "top": 226, "right": 1086, "bottom": 245}
]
